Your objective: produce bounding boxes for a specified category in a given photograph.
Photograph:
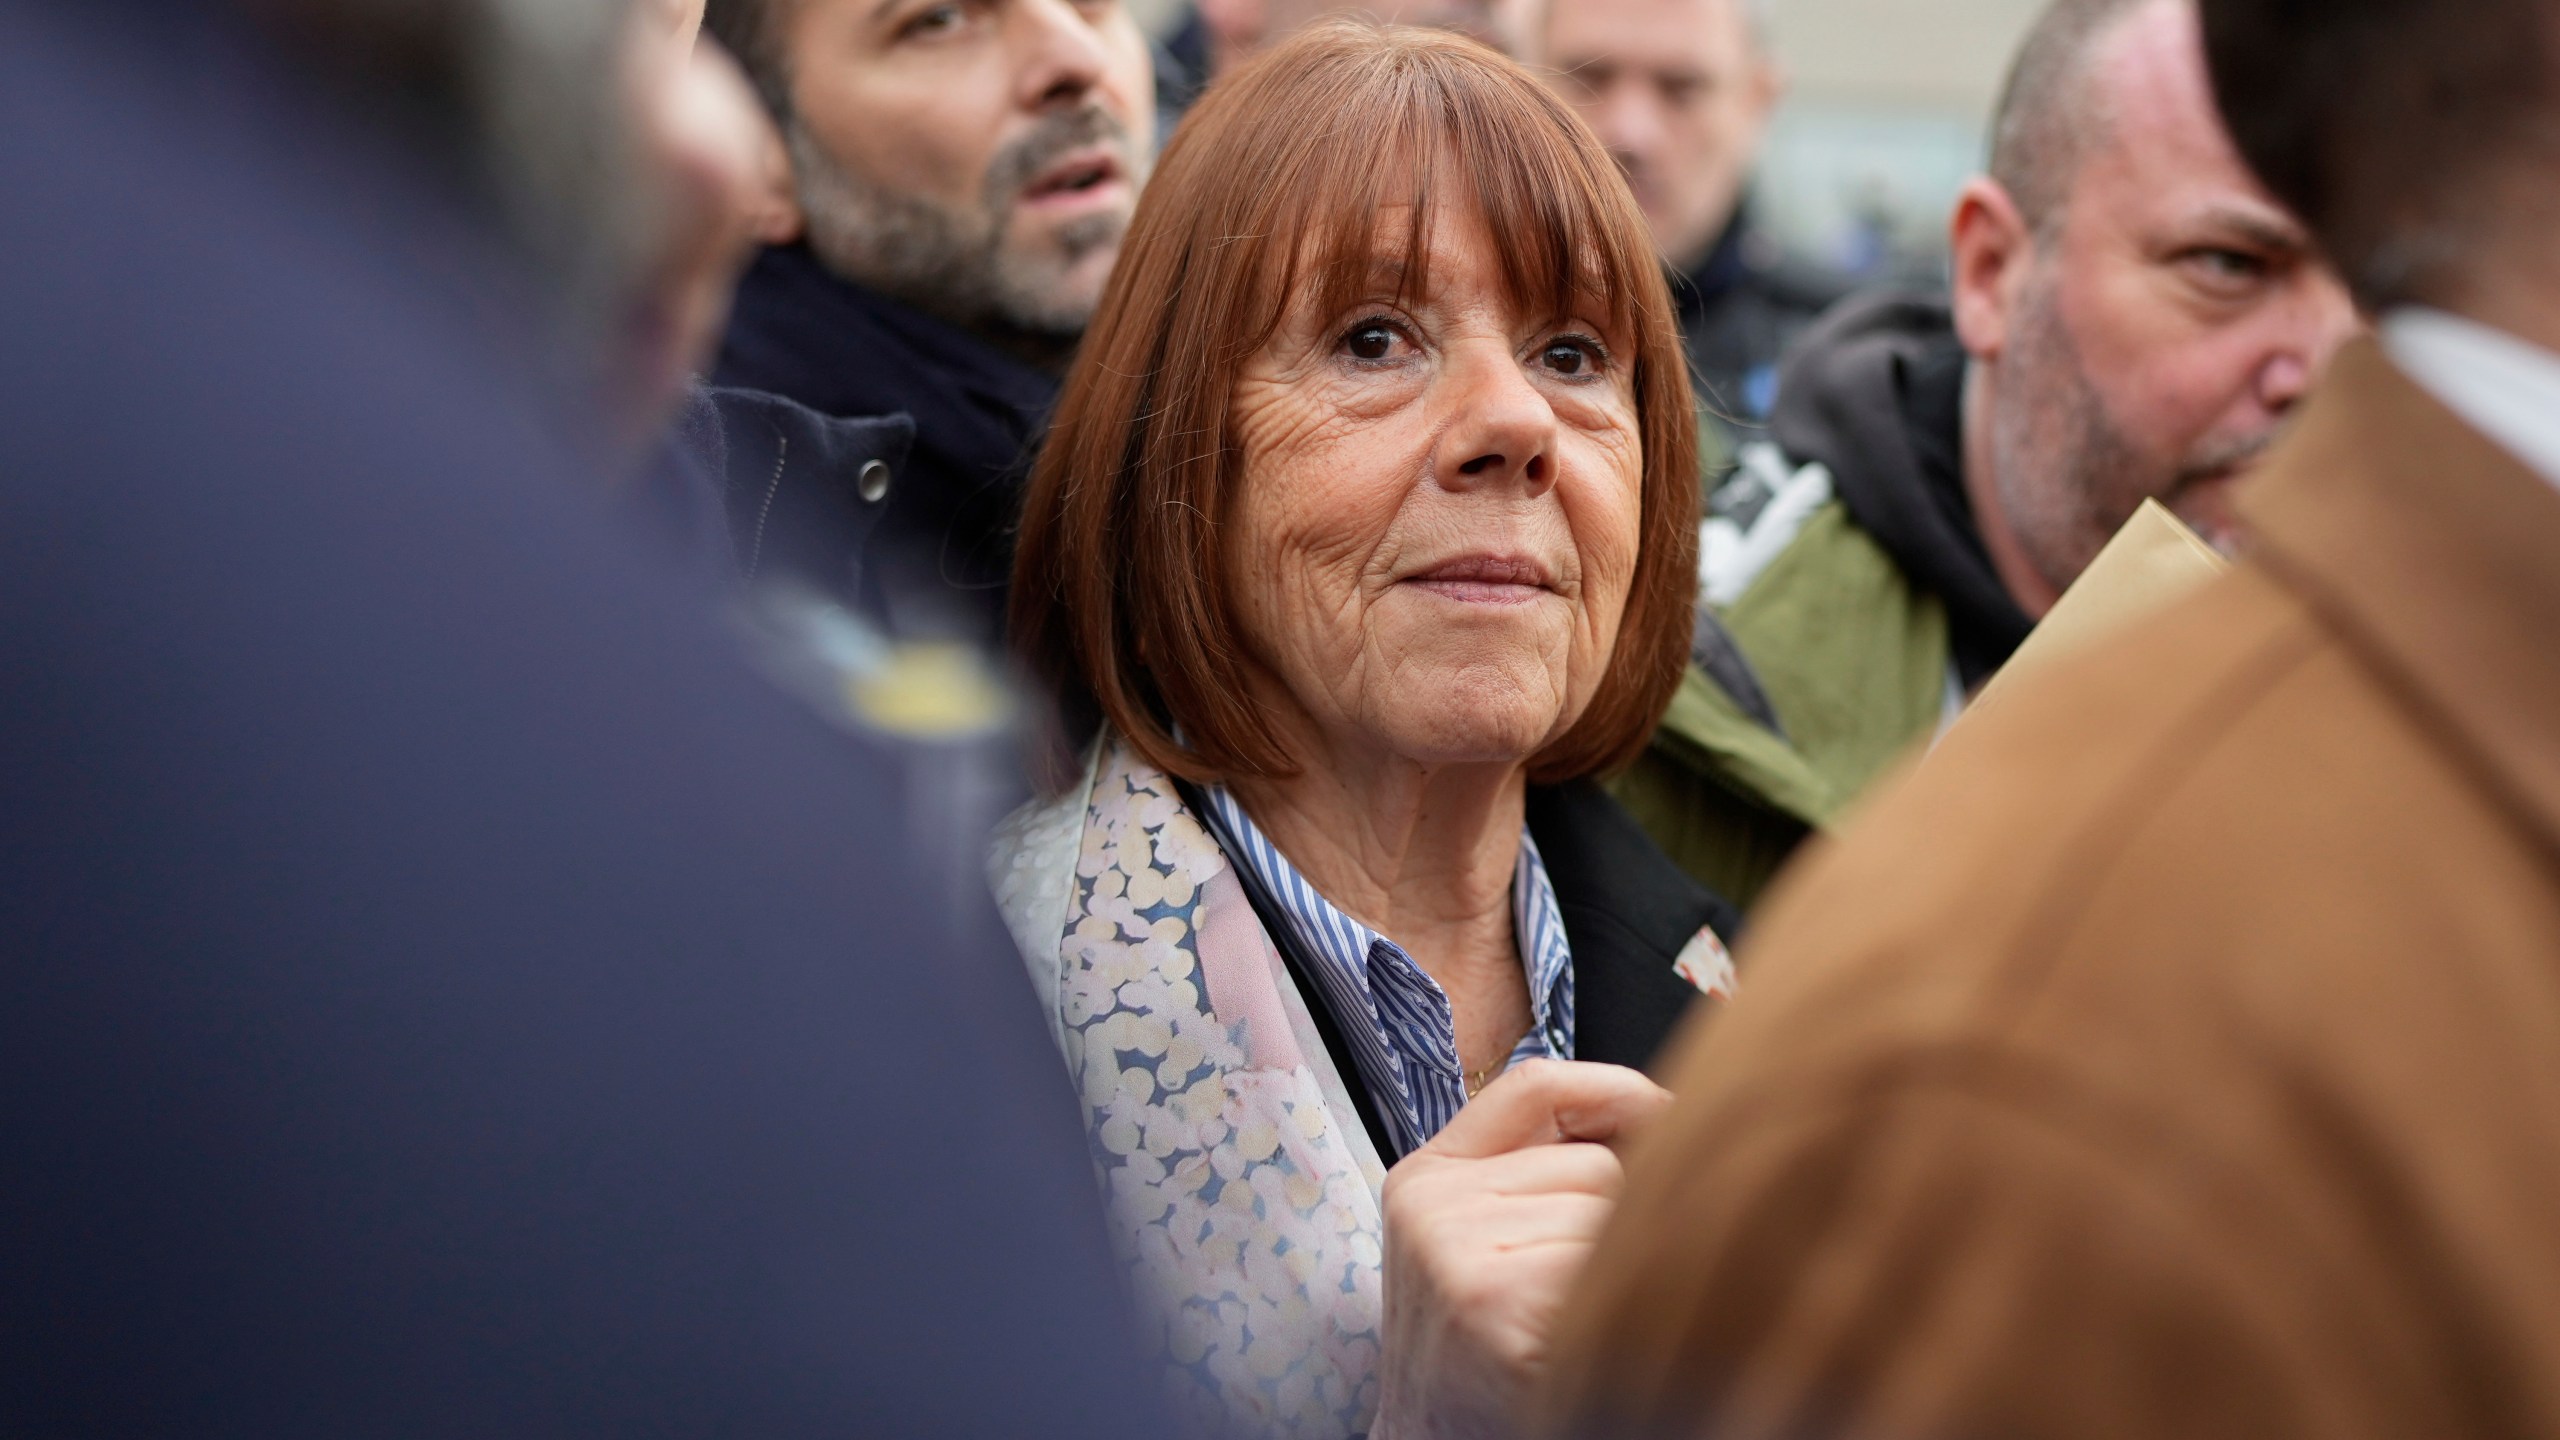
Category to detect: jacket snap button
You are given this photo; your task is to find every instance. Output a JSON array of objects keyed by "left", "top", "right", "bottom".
[{"left": 857, "top": 458, "right": 892, "bottom": 504}]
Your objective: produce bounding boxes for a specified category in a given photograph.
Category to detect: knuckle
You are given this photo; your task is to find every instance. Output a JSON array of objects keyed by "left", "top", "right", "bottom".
[
  {"left": 1515, "top": 1056, "right": 1567, "bottom": 1090},
  {"left": 1384, "top": 1180, "right": 1459, "bottom": 1238},
  {"left": 1580, "top": 1143, "right": 1626, "bottom": 1185}
]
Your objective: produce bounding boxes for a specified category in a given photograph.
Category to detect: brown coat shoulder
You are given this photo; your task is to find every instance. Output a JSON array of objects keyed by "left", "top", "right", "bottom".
[{"left": 1541, "top": 345, "right": 2560, "bottom": 1440}]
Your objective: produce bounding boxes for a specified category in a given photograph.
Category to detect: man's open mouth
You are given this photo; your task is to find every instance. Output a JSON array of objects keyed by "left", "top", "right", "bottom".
[{"left": 1022, "top": 151, "right": 1124, "bottom": 204}]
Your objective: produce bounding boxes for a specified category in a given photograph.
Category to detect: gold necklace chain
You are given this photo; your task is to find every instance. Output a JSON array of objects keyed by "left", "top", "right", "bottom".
[{"left": 1463, "top": 1026, "right": 1537, "bottom": 1100}]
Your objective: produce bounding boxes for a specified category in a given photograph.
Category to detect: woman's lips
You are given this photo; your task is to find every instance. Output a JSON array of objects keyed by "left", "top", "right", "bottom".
[{"left": 1402, "top": 554, "right": 1557, "bottom": 606}]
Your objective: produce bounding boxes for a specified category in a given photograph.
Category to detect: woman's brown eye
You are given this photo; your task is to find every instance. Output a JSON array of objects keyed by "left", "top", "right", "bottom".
[
  {"left": 1543, "top": 342, "right": 1589, "bottom": 375},
  {"left": 1346, "top": 323, "right": 1396, "bottom": 361}
]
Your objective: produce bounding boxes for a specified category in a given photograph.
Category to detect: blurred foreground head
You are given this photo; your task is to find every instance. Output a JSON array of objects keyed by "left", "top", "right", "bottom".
[
  {"left": 2203, "top": 0, "right": 2560, "bottom": 326},
  {"left": 704, "top": 0, "right": 1155, "bottom": 348},
  {"left": 617, "top": 0, "right": 781, "bottom": 434},
  {"left": 249, "top": 0, "right": 774, "bottom": 442},
  {"left": 1533, "top": 0, "right": 2560, "bottom": 1433},
  {"left": 0, "top": 0, "right": 1163, "bottom": 1432},
  {"left": 1951, "top": 0, "right": 2355, "bottom": 611}
]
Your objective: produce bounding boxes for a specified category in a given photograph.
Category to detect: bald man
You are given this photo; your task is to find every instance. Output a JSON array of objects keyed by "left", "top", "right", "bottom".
[
  {"left": 1545, "top": 0, "right": 2560, "bottom": 1426},
  {"left": 1610, "top": 0, "right": 2358, "bottom": 910}
]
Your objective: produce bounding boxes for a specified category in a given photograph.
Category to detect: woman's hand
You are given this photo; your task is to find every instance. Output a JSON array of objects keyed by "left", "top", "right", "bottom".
[{"left": 1372, "top": 1059, "right": 1673, "bottom": 1440}]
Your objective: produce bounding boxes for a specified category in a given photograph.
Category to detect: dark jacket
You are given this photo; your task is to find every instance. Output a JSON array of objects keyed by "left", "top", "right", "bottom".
[
  {"left": 1187, "top": 777, "right": 1742, "bottom": 1164},
  {"left": 1767, "top": 291, "right": 2033, "bottom": 686},
  {"left": 0, "top": 9, "right": 1162, "bottom": 1437},
  {"left": 635, "top": 387, "right": 1028, "bottom": 872},
  {"left": 1152, "top": 12, "right": 1210, "bottom": 145},
  {"left": 713, "top": 243, "right": 1058, "bottom": 643},
  {"left": 1613, "top": 291, "right": 2035, "bottom": 908},
  {"left": 632, "top": 385, "right": 914, "bottom": 603},
  {"left": 1677, "top": 210, "right": 1854, "bottom": 474},
  {"left": 639, "top": 384, "right": 917, "bottom": 605}
]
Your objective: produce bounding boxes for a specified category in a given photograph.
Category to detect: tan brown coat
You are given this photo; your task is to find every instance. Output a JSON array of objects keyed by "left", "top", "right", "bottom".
[{"left": 1540, "top": 342, "right": 2560, "bottom": 1440}]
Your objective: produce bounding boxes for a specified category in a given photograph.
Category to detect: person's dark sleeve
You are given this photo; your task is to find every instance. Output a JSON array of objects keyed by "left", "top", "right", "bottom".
[{"left": 0, "top": 11, "right": 1160, "bottom": 1436}]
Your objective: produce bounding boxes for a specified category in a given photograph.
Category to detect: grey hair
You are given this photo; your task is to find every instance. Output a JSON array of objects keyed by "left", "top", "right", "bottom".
[
  {"left": 1985, "top": 0, "right": 2155, "bottom": 233},
  {"left": 481, "top": 0, "right": 658, "bottom": 345}
]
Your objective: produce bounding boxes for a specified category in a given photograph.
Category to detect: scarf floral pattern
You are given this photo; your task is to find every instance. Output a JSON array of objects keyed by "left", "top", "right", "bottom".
[{"left": 995, "top": 741, "right": 1389, "bottom": 1440}]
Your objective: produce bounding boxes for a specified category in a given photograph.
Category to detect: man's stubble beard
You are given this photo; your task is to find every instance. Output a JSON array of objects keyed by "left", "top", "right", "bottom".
[
  {"left": 789, "top": 104, "right": 1138, "bottom": 343},
  {"left": 1988, "top": 269, "right": 2268, "bottom": 596}
]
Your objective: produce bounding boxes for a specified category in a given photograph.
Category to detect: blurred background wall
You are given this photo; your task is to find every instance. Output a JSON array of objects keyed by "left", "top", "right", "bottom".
[
  {"left": 1755, "top": 0, "right": 2040, "bottom": 281},
  {"left": 1133, "top": 0, "right": 2045, "bottom": 284}
]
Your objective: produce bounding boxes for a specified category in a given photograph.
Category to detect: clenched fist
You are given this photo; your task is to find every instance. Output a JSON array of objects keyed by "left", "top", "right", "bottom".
[{"left": 1371, "top": 1059, "right": 1673, "bottom": 1440}]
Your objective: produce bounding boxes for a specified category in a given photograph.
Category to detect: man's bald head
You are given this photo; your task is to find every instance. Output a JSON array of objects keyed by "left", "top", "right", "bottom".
[
  {"left": 1987, "top": 0, "right": 2158, "bottom": 232},
  {"left": 1950, "top": 0, "right": 2354, "bottom": 616}
]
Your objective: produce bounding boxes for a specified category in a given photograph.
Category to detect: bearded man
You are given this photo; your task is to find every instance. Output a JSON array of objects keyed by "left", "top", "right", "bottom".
[
  {"left": 1612, "top": 0, "right": 2358, "bottom": 908},
  {"left": 703, "top": 0, "right": 1154, "bottom": 642},
  {"left": 1545, "top": 0, "right": 2560, "bottom": 1424}
]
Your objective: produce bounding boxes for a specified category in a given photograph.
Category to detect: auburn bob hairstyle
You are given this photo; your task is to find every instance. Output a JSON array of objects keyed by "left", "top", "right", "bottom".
[{"left": 1010, "top": 21, "right": 1698, "bottom": 791}]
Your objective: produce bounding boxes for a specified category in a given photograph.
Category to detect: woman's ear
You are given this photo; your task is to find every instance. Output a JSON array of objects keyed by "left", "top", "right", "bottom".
[{"left": 1949, "top": 177, "right": 2034, "bottom": 363}]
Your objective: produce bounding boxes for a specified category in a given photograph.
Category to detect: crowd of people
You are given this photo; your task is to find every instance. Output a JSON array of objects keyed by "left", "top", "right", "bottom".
[{"left": 8, "top": 0, "right": 2559, "bottom": 1437}]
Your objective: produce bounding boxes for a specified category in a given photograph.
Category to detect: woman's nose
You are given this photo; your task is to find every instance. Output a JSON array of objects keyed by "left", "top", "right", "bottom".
[{"left": 1436, "top": 346, "right": 1558, "bottom": 493}]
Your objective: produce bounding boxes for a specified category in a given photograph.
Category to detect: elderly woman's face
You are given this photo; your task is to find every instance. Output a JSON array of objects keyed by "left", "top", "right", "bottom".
[{"left": 1226, "top": 192, "right": 1645, "bottom": 769}]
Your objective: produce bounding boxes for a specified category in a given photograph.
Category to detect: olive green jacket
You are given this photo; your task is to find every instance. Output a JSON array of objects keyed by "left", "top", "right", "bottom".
[{"left": 1612, "top": 469, "right": 1955, "bottom": 909}]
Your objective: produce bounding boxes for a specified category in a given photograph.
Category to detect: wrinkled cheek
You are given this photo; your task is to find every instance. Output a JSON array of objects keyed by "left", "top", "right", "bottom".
[
  {"left": 1575, "top": 549, "right": 1638, "bottom": 657},
  {"left": 1236, "top": 552, "right": 1371, "bottom": 698},
  {"left": 1233, "top": 494, "right": 1388, "bottom": 656},
  {"left": 1550, "top": 634, "right": 1608, "bottom": 735}
]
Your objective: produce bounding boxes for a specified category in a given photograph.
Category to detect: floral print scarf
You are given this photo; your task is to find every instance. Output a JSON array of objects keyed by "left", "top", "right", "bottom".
[{"left": 993, "top": 740, "right": 1391, "bottom": 1440}]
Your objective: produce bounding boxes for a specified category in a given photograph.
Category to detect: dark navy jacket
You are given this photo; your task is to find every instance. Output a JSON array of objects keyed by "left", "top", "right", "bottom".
[
  {"left": 0, "top": 7, "right": 1159, "bottom": 1436},
  {"left": 713, "top": 244, "right": 1058, "bottom": 644},
  {"left": 638, "top": 383, "right": 918, "bottom": 613}
]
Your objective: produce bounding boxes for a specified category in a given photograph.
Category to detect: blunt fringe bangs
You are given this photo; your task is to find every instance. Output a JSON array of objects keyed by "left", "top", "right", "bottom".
[{"left": 1011, "top": 20, "right": 1697, "bottom": 792}]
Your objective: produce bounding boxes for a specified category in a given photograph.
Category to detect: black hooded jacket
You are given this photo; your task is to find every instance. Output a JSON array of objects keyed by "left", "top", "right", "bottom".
[{"left": 1765, "top": 291, "right": 2035, "bottom": 688}]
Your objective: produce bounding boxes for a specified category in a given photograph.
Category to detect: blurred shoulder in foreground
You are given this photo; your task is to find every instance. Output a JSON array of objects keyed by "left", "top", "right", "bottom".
[
  {"left": 1540, "top": 337, "right": 2560, "bottom": 1439},
  {"left": 0, "top": 3, "right": 1157, "bottom": 1435}
]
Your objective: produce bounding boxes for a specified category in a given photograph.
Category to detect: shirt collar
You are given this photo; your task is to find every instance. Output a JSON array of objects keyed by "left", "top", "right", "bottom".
[
  {"left": 1197, "top": 784, "right": 1576, "bottom": 1149},
  {"left": 1200, "top": 783, "right": 1389, "bottom": 994},
  {"left": 2381, "top": 307, "right": 2560, "bottom": 495},
  {"left": 1510, "top": 830, "right": 1576, "bottom": 1055}
]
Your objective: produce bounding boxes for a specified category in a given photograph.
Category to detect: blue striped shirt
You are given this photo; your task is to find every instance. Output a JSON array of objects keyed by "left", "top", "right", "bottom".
[{"left": 1199, "top": 785, "right": 1576, "bottom": 1155}]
